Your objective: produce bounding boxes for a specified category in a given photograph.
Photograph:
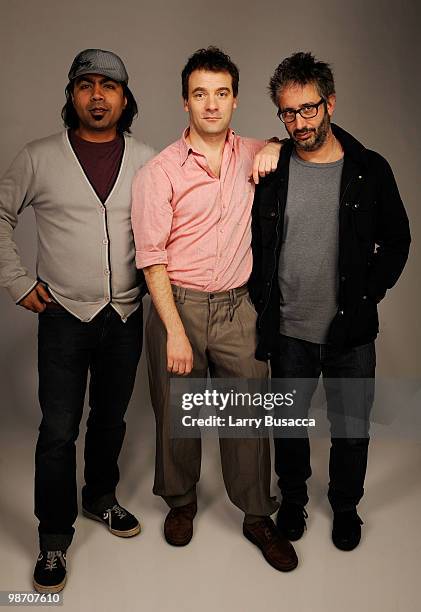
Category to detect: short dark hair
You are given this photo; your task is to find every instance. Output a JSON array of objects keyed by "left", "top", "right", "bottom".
[
  {"left": 268, "top": 52, "right": 335, "bottom": 106},
  {"left": 61, "top": 80, "right": 138, "bottom": 133},
  {"left": 181, "top": 46, "right": 239, "bottom": 100}
]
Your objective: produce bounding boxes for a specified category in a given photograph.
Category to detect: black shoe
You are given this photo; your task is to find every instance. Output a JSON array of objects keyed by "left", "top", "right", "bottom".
[
  {"left": 33, "top": 550, "right": 66, "bottom": 594},
  {"left": 276, "top": 501, "right": 308, "bottom": 541},
  {"left": 332, "top": 509, "right": 363, "bottom": 551},
  {"left": 83, "top": 503, "right": 141, "bottom": 537}
]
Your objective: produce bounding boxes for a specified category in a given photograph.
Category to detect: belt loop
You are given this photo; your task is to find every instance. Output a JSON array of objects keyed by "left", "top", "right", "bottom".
[
  {"left": 179, "top": 287, "right": 186, "bottom": 304},
  {"left": 173, "top": 285, "right": 181, "bottom": 303},
  {"left": 229, "top": 289, "right": 234, "bottom": 322}
]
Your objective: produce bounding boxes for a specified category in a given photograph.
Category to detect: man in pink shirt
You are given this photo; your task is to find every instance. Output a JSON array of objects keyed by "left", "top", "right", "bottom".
[{"left": 131, "top": 47, "right": 297, "bottom": 571}]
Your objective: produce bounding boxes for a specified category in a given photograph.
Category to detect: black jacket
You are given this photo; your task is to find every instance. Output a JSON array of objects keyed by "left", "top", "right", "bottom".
[{"left": 248, "top": 124, "right": 411, "bottom": 360}]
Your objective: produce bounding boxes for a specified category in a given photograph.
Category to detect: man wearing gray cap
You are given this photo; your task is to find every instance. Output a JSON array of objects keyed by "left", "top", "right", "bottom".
[{"left": 0, "top": 49, "right": 155, "bottom": 593}]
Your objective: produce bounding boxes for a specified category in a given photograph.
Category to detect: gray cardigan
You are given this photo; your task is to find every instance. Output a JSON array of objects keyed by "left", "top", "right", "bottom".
[{"left": 0, "top": 131, "right": 155, "bottom": 321}]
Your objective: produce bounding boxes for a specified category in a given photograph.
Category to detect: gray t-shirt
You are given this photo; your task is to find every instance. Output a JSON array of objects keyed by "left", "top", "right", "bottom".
[{"left": 278, "top": 151, "right": 344, "bottom": 343}]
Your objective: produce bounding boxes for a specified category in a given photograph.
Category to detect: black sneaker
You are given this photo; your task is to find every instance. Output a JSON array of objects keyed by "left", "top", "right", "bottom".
[
  {"left": 33, "top": 550, "right": 66, "bottom": 594},
  {"left": 276, "top": 501, "right": 308, "bottom": 541},
  {"left": 332, "top": 509, "right": 363, "bottom": 551},
  {"left": 82, "top": 503, "right": 141, "bottom": 537}
]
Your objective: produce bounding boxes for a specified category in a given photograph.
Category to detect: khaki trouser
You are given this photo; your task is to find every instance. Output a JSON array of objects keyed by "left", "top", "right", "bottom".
[{"left": 146, "top": 284, "right": 279, "bottom": 518}]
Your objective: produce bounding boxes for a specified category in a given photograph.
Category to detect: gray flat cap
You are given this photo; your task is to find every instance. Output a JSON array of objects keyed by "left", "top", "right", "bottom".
[{"left": 68, "top": 49, "right": 128, "bottom": 83}]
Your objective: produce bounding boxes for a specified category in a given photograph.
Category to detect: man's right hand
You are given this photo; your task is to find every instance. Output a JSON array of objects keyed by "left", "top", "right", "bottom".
[
  {"left": 143, "top": 264, "right": 194, "bottom": 376},
  {"left": 167, "top": 331, "right": 194, "bottom": 375},
  {"left": 18, "top": 283, "right": 51, "bottom": 313}
]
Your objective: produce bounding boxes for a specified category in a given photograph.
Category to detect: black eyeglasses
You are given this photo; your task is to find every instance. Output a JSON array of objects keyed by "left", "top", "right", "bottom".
[{"left": 277, "top": 98, "right": 325, "bottom": 124}]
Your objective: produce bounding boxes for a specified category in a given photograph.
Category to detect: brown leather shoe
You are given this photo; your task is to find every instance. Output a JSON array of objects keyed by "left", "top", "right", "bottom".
[
  {"left": 243, "top": 517, "right": 298, "bottom": 571},
  {"left": 164, "top": 502, "right": 197, "bottom": 546}
]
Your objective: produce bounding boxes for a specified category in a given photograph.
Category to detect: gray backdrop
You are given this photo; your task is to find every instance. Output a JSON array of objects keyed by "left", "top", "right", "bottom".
[
  {"left": 0, "top": 0, "right": 419, "bottom": 574},
  {"left": 1, "top": 0, "right": 419, "bottom": 382}
]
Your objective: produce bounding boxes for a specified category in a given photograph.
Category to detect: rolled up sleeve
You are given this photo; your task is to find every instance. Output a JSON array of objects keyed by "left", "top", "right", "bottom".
[{"left": 131, "top": 160, "right": 174, "bottom": 269}]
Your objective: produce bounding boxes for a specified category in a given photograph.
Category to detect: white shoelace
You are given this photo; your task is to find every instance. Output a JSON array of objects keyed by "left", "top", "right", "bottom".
[
  {"left": 42, "top": 551, "right": 66, "bottom": 571},
  {"left": 102, "top": 504, "right": 127, "bottom": 528}
]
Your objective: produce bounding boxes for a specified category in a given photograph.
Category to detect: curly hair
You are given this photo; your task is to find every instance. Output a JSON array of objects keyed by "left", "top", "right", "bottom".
[
  {"left": 61, "top": 80, "right": 138, "bottom": 133},
  {"left": 182, "top": 46, "right": 239, "bottom": 100},
  {"left": 268, "top": 52, "right": 335, "bottom": 106}
]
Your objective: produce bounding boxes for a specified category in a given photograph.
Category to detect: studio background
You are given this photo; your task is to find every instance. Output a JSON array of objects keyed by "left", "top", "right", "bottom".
[{"left": 0, "top": 1, "right": 419, "bottom": 611}]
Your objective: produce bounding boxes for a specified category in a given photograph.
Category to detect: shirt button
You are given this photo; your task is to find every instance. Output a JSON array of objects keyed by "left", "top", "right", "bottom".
[
  {"left": 362, "top": 295, "right": 367, "bottom": 300},
  {"left": 104, "top": 269, "right": 110, "bottom": 275},
  {"left": 341, "top": 275, "right": 346, "bottom": 281},
  {"left": 354, "top": 203, "right": 359, "bottom": 209},
  {"left": 339, "top": 310, "right": 344, "bottom": 315},
  {"left": 103, "top": 239, "right": 108, "bottom": 245},
  {"left": 270, "top": 211, "right": 276, "bottom": 217}
]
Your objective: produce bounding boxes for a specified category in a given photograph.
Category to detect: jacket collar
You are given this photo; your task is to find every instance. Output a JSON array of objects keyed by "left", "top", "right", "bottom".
[{"left": 331, "top": 123, "right": 368, "bottom": 169}]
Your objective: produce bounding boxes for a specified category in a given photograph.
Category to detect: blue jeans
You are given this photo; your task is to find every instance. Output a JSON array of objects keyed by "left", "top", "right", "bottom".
[
  {"left": 271, "top": 335, "right": 376, "bottom": 512},
  {"left": 35, "top": 304, "right": 142, "bottom": 551}
]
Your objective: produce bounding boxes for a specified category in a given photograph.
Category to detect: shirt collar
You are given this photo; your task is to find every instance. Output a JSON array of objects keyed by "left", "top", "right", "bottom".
[{"left": 179, "top": 127, "right": 236, "bottom": 166}]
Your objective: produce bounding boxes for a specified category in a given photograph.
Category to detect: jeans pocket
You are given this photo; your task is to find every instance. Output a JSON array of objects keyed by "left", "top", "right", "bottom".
[{"left": 38, "top": 309, "right": 71, "bottom": 318}]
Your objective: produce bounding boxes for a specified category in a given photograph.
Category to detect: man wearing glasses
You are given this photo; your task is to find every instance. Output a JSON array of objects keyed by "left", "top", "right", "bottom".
[{"left": 249, "top": 52, "right": 410, "bottom": 551}]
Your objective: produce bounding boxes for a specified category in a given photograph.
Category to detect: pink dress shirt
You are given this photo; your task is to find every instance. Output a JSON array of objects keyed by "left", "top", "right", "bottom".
[{"left": 131, "top": 129, "right": 264, "bottom": 291}]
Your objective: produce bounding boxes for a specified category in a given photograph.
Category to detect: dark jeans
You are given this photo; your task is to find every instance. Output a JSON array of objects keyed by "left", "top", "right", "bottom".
[
  {"left": 35, "top": 304, "right": 143, "bottom": 551},
  {"left": 271, "top": 335, "right": 376, "bottom": 512}
]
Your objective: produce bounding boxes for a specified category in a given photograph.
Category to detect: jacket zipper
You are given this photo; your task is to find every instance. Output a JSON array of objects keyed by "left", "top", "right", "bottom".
[
  {"left": 340, "top": 176, "right": 354, "bottom": 208},
  {"left": 336, "top": 174, "right": 356, "bottom": 311},
  {"left": 258, "top": 196, "right": 282, "bottom": 331}
]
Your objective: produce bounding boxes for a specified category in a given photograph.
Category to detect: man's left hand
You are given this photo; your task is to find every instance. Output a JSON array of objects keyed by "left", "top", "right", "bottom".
[{"left": 251, "top": 141, "right": 282, "bottom": 184}]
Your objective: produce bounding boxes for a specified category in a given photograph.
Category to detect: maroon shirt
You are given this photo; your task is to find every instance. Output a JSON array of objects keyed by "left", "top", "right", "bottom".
[{"left": 69, "top": 130, "right": 124, "bottom": 204}]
